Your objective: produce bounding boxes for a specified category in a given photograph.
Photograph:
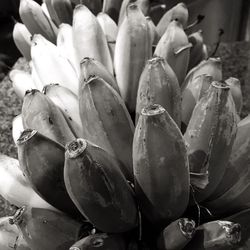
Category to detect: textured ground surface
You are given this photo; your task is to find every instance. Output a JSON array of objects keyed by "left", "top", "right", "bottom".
[{"left": 0, "top": 42, "right": 250, "bottom": 216}]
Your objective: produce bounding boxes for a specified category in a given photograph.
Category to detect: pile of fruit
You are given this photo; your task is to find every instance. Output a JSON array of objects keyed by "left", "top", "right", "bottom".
[{"left": 1, "top": 0, "right": 250, "bottom": 249}]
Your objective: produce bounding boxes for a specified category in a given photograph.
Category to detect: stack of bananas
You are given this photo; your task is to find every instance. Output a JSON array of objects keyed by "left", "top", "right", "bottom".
[{"left": 1, "top": 0, "right": 250, "bottom": 249}]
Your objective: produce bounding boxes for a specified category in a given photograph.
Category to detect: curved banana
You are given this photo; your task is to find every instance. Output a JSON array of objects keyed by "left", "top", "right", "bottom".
[
  {"left": 51, "top": 0, "right": 73, "bottom": 25},
  {"left": 136, "top": 56, "right": 181, "bottom": 127},
  {"left": 12, "top": 22, "right": 32, "bottom": 61},
  {"left": 9, "top": 69, "right": 36, "bottom": 99},
  {"left": 10, "top": 206, "right": 86, "bottom": 250},
  {"left": 31, "top": 34, "right": 79, "bottom": 94},
  {"left": 64, "top": 138, "right": 138, "bottom": 233},
  {"left": 0, "top": 154, "right": 56, "bottom": 210},
  {"left": 12, "top": 114, "right": 24, "bottom": 146},
  {"left": 22, "top": 89, "right": 76, "bottom": 145},
  {"left": 57, "top": 23, "right": 80, "bottom": 77},
  {"left": 114, "top": 3, "right": 151, "bottom": 114},
  {"left": 184, "top": 81, "right": 237, "bottom": 202},
  {"left": 133, "top": 104, "right": 190, "bottom": 226},
  {"left": 73, "top": 4, "right": 113, "bottom": 74},
  {"left": 80, "top": 57, "right": 120, "bottom": 94},
  {"left": 19, "top": 0, "right": 58, "bottom": 43},
  {"left": 43, "top": 83, "right": 83, "bottom": 137},
  {"left": 154, "top": 20, "right": 191, "bottom": 87},
  {"left": 156, "top": 2, "right": 188, "bottom": 37},
  {"left": 79, "top": 76, "right": 134, "bottom": 181}
]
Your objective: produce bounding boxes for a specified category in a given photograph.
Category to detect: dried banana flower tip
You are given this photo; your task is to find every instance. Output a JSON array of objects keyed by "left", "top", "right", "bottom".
[
  {"left": 179, "top": 218, "right": 196, "bottom": 239},
  {"left": 141, "top": 104, "right": 165, "bottom": 116},
  {"left": 66, "top": 138, "right": 87, "bottom": 158}
]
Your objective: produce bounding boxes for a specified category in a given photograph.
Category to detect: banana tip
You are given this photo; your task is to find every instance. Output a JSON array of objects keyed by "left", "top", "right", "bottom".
[
  {"left": 9, "top": 206, "right": 26, "bottom": 225},
  {"left": 178, "top": 218, "right": 196, "bottom": 239},
  {"left": 66, "top": 138, "right": 87, "bottom": 159},
  {"left": 141, "top": 104, "right": 166, "bottom": 116},
  {"left": 17, "top": 129, "right": 37, "bottom": 144},
  {"left": 211, "top": 81, "right": 230, "bottom": 90}
]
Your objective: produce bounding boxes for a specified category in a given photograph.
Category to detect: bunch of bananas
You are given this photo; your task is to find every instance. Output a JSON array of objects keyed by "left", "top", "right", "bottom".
[{"left": 1, "top": 0, "right": 250, "bottom": 249}]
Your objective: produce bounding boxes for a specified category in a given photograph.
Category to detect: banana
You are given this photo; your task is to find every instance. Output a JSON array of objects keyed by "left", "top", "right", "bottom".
[
  {"left": 12, "top": 22, "right": 32, "bottom": 61},
  {"left": 181, "top": 74, "right": 212, "bottom": 129},
  {"left": 225, "top": 77, "right": 243, "bottom": 114},
  {"left": 80, "top": 57, "right": 120, "bottom": 94},
  {"left": 64, "top": 138, "right": 138, "bottom": 233},
  {"left": 29, "top": 61, "right": 44, "bottom": 91},
  {"left": 43, "top": 83, "right": 83, "bottom": 137},
  {"left": 154, "top": 20, "right": 191, "bottom": 87},
  {"left": 31, "top": 34, "right": 79, "bottom": 95},
  {"left": 182, "top": 57, "right": 222, "bottom": 91},
  {"left": 97, "top": 12, "right": 118, "bottom": 61},
  {"left": 204, "top": 118, "right": 250, "bottom": 215},
  {"left": 19, "top": 0, "right": 58, "bottom": 44},
  {"left": 133, "top": 104, "right": 190, "bottom": 226},
  {"left": 157, "top": 218, "right": 196, "bottom": 250},
  {"left": 184, "top": 81, "right": 237, "bottom": 202},
  {"left": 22, "top": 89, "right": 76, "bottom": 145},
  {"left": 57, "top": 23, "right": 80, "bottom": 77},
  {"left": 80, "top": 0, "right": 103, "bottom": 15},
  {"left": 102, "top": 0, "right": 123, "bottom": 23},
  {"left": 51, "top": 0, "right": 73, "bottom": 25},
  {"left": 0, "top": 216, "right": 30, "bottom": 250},
  {"left": 10, "top": 206, "right": 86, "bottom": 250},
  {"left": 156, "top": 2, "right": 188, "bottom": 37},
  {"left": 188, "top": 30, "right": 207, "bottom": 71},
  {"left": 12, "top": 114, "right": 24, "bottom": 146},
  {"left": 72, "top": 4, "right": 113, "bottom": 74},
  {"left": 114, "top": 3, "right": 151, "bottom": 114},
  {"left": 136, "top": 56, "right": 181, "bottom": 127},
  {"left": 17, "top": 129, "right": 81, "bottom": 218},
  {"left": 69, "top": 233, "right": 127, "bottom": 250},
  {"left": 0, "top": 154, "right": 56, "bottom": 210},
  {"left": 183, "top": 220, "right": 241, "bottom": 250},
  {"left": 9, "top": 69, "right": 36, "bottom": 99},
  {"left": 44, "top": 0, "right": 61, "bottom": 26},
  {"left": 146, "top": 16, "right": 160, "bottom": 48},
  {"left": 79, "top": 76, "right": 134, "bottom": 181},
  {"left": 118, "top": 0, "right": 150, "bottom": 27}
]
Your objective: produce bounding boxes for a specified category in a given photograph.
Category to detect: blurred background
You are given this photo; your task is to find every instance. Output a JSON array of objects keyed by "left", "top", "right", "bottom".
[{"left": 0, "top": 0, "right": 250, "bottom": 81}]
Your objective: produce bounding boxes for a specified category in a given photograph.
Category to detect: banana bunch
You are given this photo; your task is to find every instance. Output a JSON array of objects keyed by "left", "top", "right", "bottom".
[{"left": 1, "top": 0, "right": 250, "bottom": 249}]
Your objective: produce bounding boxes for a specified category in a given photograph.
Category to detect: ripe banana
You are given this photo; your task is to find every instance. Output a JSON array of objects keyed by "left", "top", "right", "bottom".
[
  {"left": 156, "top": 2, "right": 188, "bottom": 37},
  {"left": 183, "top": 220, "right": 241, "bottom": 250},
  {"left": 157, "top": 218, "right": 196, "bottom": 250},
  {"left": 79, "top": 76, "right": 134, "bottom": 181},
  {"left": 12, "top": 22, "right": 32, "bottom": 61},
  {"left": 181, "top": 74, "right": 212, "bottom": 129},
  {"left": 154, "top": 20, "right": 191, "bottom": 87},
  {"left": 0, "top": 216, "right": 30, "bottom": 250},
  {"left": 72, "top": 4, "right": 113, "bottom": 74},
  {"left": 22, "top": 89, "right": 76, "bottom": 145},
  {"left": 12, "top": 114, "right": 24, "bottom": 146},
  {"left": 97, "top": 12, "right": 118, "bottom": 61},
  {"left": 102, "top": 0, "right": 123, "bottom": 23},
  {"left": 19, "top": 0, "right": 58, "bottom": 44},
  {"left": 64, "top": 138, "right": 138, "bottom": 233},
  {"left": 31, "top": 34, "right": 79, "bottom": 95},
  {"left": 43, "top": 83, "right": 83, "bottom": 137},
  {"left": 0, "top": 154, "right": 56, "bottom": 210},
  {"left": 9, "top": 69, "right": 36, "bottom": 99},
  {"left": 80, "top": 57, "right": 120, "bottom": 94},
  {"left": 10, "top": 206, "right": 86, "bottom": 250},
  {"left": 136, "top": 56, "right": 181, "bottom": 127},
  {"left": 133, "top": 104, "right": 190, "bottom": 226},
  {"left": 182, "top": 57, "right": 222, "bottom": 91},
  {"left": 69, "top": 233, "right": 127, "bottom": 250},
  {"left": 188, "top": 30, "right": 207, "bottom": 71},
  {"left": 17, "top": 129, "right": 81, "bottom": 218},
  {"left": 57, "top": 23, "right": 80, "bottom": 77},
  {"left": 51, "top": 0, "right": 73, "bottom": 25},
  {"left": 225, "top": 77, "right": 243, "bottom": 114},
  {"left": 184, "top": 81, "right": 237, "bottom": 202},
  {"left": 114, "top": 3, "right": 151, "bottom": 114}
]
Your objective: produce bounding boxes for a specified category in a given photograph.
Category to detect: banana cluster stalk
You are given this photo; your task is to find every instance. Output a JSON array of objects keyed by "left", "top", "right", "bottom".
[{"left": 2, "top": 1, "right": 250, "bottom": 249}]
